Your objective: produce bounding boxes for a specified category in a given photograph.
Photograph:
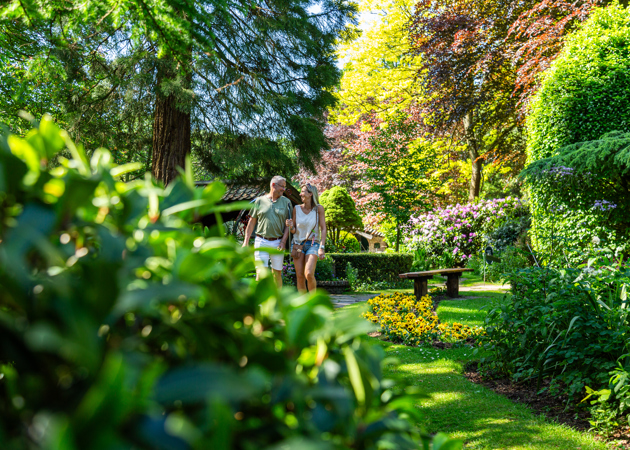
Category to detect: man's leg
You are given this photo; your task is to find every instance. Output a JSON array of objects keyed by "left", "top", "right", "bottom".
[
  {"left": 272, "top": 269, "right": 283, "bottom": 288},
  {"left": 269, "top": 247, "right": 285, "bottom": 288},
  {"left": 254, "top": 237, "right": 270, "bottom": 281}
]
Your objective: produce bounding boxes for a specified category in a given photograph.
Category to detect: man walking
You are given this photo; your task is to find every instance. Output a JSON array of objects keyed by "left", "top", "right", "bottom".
[{"left": 242, "top": 176, "right": 292, "bottom": 287}]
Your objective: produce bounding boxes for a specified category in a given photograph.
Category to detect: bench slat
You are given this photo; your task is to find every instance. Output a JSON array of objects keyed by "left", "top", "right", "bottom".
[{"left": 401, "top": 268, "right": 473, "bottom": 278}]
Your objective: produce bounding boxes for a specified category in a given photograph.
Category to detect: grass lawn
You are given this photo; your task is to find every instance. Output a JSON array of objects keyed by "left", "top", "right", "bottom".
[{"left": 337, "top": 279, "right": 607, "bottom": 450}]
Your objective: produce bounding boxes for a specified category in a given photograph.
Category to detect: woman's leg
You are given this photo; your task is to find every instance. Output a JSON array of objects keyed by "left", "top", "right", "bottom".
[
  {"left": 294, "top": 255, "right": 307, "bottom": 293},
  {"left": 304, "top": 254, "right": 318, "bottom": 292}
]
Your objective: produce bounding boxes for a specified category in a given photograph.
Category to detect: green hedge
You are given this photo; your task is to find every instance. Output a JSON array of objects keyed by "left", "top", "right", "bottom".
[
  {"left": 329, "top": 253, "right": 413, "bottom": 282},
  {"left": 525, "top": 3, "right": 630, "bottom": 260}
]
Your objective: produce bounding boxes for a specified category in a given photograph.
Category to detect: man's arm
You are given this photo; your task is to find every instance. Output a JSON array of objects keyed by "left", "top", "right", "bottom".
[
  {"left": 242, "top": 217, "right": 257, "bottom": 247},
  {"left": 279, "top": 221, "right": 290, "bottom": 251}
]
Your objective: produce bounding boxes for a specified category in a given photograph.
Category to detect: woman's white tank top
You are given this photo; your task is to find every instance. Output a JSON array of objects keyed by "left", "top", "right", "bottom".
[{"left": 294, "top": 205, "right": 320, "bottom": 243}]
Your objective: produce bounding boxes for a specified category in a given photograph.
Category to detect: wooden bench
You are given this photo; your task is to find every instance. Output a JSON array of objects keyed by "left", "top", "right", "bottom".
[{"left": 399, "top": 268, "right": 473, "bottom": 299}]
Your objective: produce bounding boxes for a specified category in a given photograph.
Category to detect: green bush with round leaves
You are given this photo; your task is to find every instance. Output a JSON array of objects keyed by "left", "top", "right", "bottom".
[
  {"left": 525, "top": 2, "right": 630, "bottom": 262},
  {"left": 0, "top": 116, "right": 461, "bottom": 450}
]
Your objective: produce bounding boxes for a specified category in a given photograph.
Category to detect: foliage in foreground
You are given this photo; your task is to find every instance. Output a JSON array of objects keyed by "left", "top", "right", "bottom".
[
  {"left": 525, "top": 3, "right": 630, "bottom": 262},
  {"left": 480, "top": 263, "right": 630, "bottom": 400},
  {"left": 363, "top": 293, "right": 484, "bottom": 346},
  {"left": 0, "top": 117, "right": 462, "bottom": 449}
]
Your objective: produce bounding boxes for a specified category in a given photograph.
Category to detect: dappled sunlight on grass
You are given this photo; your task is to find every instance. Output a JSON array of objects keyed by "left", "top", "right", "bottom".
[
  {"left": 343, "top": 290, "right": 608, "bottom": 450},
  {"left": 437, "top": 299, "right": 491, "bottom": 327},
  {"left": 398, "top": 364, "right": 456, "bottom": 375}
]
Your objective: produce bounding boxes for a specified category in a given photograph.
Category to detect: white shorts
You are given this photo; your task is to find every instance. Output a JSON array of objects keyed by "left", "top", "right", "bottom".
[{"left": 254, "top": 236, "right": 284, "bottom": 271}]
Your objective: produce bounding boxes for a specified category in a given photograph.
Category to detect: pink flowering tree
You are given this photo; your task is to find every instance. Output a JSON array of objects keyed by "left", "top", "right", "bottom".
[
  {"left": 347, "top": 112, "right": 440, "bottom": 251},
  {"left": 404, "top": 198, "right": 526, "bottom": 266}
]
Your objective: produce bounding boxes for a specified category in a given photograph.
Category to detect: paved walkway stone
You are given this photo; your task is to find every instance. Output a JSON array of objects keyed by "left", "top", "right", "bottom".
[{"left": 330, "top": 293, "right": 379, "bottom": 308}]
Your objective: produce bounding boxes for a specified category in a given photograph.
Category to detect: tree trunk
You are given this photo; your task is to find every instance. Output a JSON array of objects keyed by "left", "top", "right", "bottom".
[
  {"left": 395, "top": 220, "right": 400, "bottom": 252},
  {"left": 469, "top": 150, "right": 482, "bottom": 202},
  {"left": 463, "top": 113, "right": 482, "bottom": 202},
  {"left": 151, "top": 58, "right": 191, "bottom": 185}
]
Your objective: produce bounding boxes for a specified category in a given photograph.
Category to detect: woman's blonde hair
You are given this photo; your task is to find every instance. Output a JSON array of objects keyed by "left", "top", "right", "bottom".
[{"left": 303, "top": 183, "right": 320, "bottom": 207}]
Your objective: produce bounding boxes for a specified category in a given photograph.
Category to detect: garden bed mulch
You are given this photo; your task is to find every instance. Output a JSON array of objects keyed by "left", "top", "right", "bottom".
[
  {"left": 463, "top": 361, "right": 630, "bottom": 448},
  {"left": 464, "top": 361, "right": 590, "bottom": 431}
]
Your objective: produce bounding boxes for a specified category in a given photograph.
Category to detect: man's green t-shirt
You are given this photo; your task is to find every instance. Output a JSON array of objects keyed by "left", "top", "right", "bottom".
[{"left": 252, "top": 195, "right": 292, "bottom": 239}]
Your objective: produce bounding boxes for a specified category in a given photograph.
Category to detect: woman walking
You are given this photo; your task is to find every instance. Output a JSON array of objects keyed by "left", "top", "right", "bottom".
[{"left": 286, "top": 183, "right": 327, "bottom": 292}]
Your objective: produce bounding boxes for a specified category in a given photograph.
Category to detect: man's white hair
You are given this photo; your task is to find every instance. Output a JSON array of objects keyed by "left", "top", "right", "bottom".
[{"left": 270, "top": 175, "right": 286, "bottom": 186}]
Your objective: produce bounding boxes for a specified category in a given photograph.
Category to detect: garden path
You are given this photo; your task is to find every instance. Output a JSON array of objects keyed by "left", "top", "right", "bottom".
[{"left": 330, "top": 293, "right": 379, "bottom": 308}]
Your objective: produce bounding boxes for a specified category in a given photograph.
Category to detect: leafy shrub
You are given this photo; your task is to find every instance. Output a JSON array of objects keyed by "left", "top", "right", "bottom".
[
  {"left": 492, "top": 247, "right": 531, "bottom": 279},
  {"left": 480, "top": 264, "right": 630, "bottom": 399},
  {"left": 410, "top": 247, "right": 431, "bottom": 272},
  {"left": 353, "top": 279, "right": 414, "bottom": 292},
  {"left": 326, "top": 231, "right": 361, "bottom": 253},
  {"left": 346, "top": 262, "right": 359, "bottom": 290},
  {"left": 314, "top": 254, "right": 335, "bottom": 281},
  {"left": 583, "top": 362, "right": 630, "bottom": 436},
  {"left": 486, "top": 213, "right": 531, "bottom": 253},
  {"left": 466, "top": 247, "right": 531, "bottom": 282},
  {"left": 363, "top": 293, "right": 484, "bottom": 346},
  {"left": 405, "top": 198, "right": 526, "bottom": 266},
  {"left": 329, "top": 253, "right": 413, "bottom": 282},
  {"left": 282, "top": 257, "right": 297, "bottom": 284},
  {"left": 525, "top": 3, "right": 630, "bottom": 261},
  {"left": 319, "top": 186, "right": 363, "bottom": 248},
  {"left": 466, "top": 254, "right": 485, "bottom": 277},
  {"left": 0, "top": 117, "right": 461, "bottom": 450}
]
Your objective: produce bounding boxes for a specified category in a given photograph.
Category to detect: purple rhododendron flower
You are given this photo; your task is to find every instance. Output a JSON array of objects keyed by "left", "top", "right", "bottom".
[{"left": 593, "top": 200, "right": 617, "bottom": 211}]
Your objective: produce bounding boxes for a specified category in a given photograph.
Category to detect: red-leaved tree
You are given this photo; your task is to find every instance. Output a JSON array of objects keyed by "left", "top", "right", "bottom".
[
  {"left": 509, "top": 0, "right": 604, "bottom": 107},
  {"left": 292, "top": 122, "right": 357, "bottom": 191},
  {"left": 409, "top": 0, "right": 525, "bottom": 201}
]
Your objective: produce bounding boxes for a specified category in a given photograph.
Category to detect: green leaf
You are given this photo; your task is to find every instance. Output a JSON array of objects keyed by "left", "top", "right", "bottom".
[
  {"left": 431, "top": 432, "right": 463, "bottom": 450},
  {"left": 113, "top": 282, "right": 209, "bottom": 317},
  {"left": 110, "top": 162, "right": 144, "bottom": 178},
  {"left": 162, "top": 198, "right": 216, "bottom": 216},
  {"left": 264, "top": 437, "right": 334, "bottom": 450},
  {"left": 154, "top": 365, "right": 267, "bottom": 405},
  {"left": 344, "top": 347, "right": 365, "bottom": 405}
]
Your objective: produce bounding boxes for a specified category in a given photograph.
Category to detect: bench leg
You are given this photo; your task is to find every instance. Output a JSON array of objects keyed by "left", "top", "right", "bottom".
[
  {"left": 413, "top": 277, "right": 431, "bottom": 300},
  {"left": 445, "top": 274, "right": 461, "bottom": 298}
]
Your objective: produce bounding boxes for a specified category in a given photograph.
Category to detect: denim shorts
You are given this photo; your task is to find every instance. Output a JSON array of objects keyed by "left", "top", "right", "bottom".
[{"left": 301, "top": 240, "right": 320, "bottom": 256}]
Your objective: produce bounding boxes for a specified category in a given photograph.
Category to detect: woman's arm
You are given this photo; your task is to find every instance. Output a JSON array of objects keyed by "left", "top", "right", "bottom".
[
  {"left": 285, "top": 207, "right": 297, "bottom": 233},
  {"left": 318, "top": 205, "right": 326, "bottom": 259}
]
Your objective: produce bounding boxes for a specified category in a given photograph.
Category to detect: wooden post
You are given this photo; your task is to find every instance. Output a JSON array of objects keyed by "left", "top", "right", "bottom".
[
  {"left": 413, "top": 276, "right": 432, "bottom": 300},
  {"left": 445, "top": 274, "right": 461, "bottom": 298}
]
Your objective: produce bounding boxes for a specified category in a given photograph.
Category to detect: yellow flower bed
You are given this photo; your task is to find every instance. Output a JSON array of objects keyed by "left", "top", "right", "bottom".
[{"left": 363, "top": 292, "right": 484, "bottom": 346}]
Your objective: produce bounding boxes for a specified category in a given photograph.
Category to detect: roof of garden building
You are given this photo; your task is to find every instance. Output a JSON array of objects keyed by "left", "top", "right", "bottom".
[
  {"left": 363, "top": 227, "right": 384, "bottom": 238},
  {"left": 194, "top": 179, "right": 301, "bottom": 205}
]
